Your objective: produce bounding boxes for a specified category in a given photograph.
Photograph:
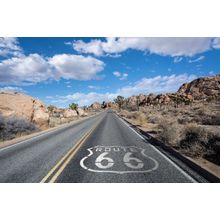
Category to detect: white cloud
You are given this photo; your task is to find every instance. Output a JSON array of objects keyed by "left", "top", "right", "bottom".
[
  {"left": 48, "top": 54, "right": 105, "bottom": 80},
  {"left": 0, "top": 54, "right": 53, "bottom": 85},
  {"left": 113, "top": 71, "right": 128, "bottom": 80},
  {"left": 0, "top": 53, "right": 105, "bottom": 85},
  {"left": 0, "top": 86, "right": 25, "bottom": 93},
  {"left": 113, "top": 71, "right": 121, "bottom": 77},
  {"left": 72, "top": 37, "right": 216, "bottom": 57},
  {"left": 174, "top": 57, "right": 183, "bottom": 63},
  {"left": 188, "top": 55, "right": 205, "bottom": 63},
  {"left": 47, "top": 92, "right": 116, "bottom": 107},
  {"left": 0, "top": 37, "right": 22, "bottom": 57},
  {"left": 212, "top": 38, "right": 220, "bottom": 49},
  {"left": 117, "top": 74, "right": 196, "bottom": 97},
  {"left": 119, "top": 73, "right": 128, "bottom": 80},
  {"left": 88, "top": 85, "right": 100, "bottom": 90},
  {"left": 47, "top": 73, "right": 196, "bottom": 107}
]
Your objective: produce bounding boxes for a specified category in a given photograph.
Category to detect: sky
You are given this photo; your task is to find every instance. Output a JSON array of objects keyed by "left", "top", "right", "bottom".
[{"left": 0, "top": 37, "right": 220, "bottom": 107}]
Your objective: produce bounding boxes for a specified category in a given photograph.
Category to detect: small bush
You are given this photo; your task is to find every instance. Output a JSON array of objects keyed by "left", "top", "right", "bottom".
[
  {"left": 120, "top": 110, "right": 147, "bottom": 126},
  {"left": 131, "top": 112, "right": 147, "bottom": 126},
  {"left": 157, "top": 118, "right": 182, "bottom": 146},
  {"left": 179, "top": 123, "right": 213, "bottom": 157},
  {"left": 0, "top": 114, "right": 38, "bottom": 141}
]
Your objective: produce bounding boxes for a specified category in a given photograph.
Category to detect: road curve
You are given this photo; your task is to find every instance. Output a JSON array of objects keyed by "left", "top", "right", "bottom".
[{"left": 0, "top": 110, "right": 206, "bottom": 183}]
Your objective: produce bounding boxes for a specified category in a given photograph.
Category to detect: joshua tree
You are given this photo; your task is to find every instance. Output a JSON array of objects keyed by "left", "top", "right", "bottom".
[
  {"left": 114, "top": 95, "right": 125, "bottom": 110},
  {"left": 69, "top": 103, "right": 78, "bottom": 111}
]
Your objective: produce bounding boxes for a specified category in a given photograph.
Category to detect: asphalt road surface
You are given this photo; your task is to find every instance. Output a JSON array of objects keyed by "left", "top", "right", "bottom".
[{"left": 0, "top": 110, "right": 206, "bottom": 183}]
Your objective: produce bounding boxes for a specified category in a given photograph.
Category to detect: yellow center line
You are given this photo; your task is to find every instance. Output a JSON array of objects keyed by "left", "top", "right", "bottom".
[{"left": 40, "top": 119, "right": 101, "bottom": 183}]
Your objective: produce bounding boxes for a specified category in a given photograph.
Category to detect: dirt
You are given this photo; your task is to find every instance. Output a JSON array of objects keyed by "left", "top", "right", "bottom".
[{"left": 121, "top": 115, "right": 220, "bottom": 180}]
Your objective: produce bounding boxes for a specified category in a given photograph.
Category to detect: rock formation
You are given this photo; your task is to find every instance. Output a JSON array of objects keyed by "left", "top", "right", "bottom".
[
  {"left": 0, "top": 92, "right": 49, "bottom": 129},
  {"left": 177, "top": 75, "right": 220, "bottom": 100}
]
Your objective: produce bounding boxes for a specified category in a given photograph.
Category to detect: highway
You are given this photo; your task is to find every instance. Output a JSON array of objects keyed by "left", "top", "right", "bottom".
[{"left": 0, "top": 110, "right": 206, "bottom": 183}]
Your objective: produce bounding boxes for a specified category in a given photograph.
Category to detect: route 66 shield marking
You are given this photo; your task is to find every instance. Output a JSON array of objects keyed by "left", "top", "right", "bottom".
[{"left": 80, "top": 146, "right": 159, "bottom": 174}]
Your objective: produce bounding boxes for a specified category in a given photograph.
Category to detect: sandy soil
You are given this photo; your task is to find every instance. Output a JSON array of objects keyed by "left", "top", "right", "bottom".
[{"left": 121, "top": 116, "right": 220, "bottom": 179}]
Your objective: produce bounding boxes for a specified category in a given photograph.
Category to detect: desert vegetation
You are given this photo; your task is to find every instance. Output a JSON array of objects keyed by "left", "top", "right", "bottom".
[
  {"left": 119, "top": 100, "right": 220, "bottom": 165},
  {"left": 0, "top": 113, "right": 38, "bottom": 141}
]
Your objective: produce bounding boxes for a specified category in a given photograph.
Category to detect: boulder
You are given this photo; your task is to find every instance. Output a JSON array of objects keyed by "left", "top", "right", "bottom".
[
  {"left": 63, "top": 109, "right": 78, "bottom": 118},
  {"left": 0, "top": 92, "right": 49, "bottom": 129},
  {"left": 77, "top": 108, "right": 85, "bottom": 116},
  {"left": 90, "top": 102, "right": 101, "bottom": 110},
  {"left": 32, "top": 108, "right": 49, "bottom": 129}
]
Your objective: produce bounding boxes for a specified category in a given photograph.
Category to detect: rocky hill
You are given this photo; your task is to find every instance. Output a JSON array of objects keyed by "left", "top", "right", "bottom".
[
  {"left": 0, "top": 92, "right": 49, "bottom": 129},
  {"left": 177, "top": 75, "right": 220, "bottom": 100},
  {"left": 90, "top": 75, "right": 220, "bottom": 110},
  {"left": 124, "top": 75, "right": 220, "bottom": 110},
  {"left": 0, "top": 92, "right": 87, "bottom": 130}
]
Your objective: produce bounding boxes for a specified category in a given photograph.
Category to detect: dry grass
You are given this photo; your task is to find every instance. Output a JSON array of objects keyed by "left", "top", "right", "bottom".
[
  {"left": 156, "top": 118, "right": 219, "bottom": 159},
  {"left": 0, "top": 114, "right": 38, "bottom": 141},
  {"left": 157, "top": 118, "right": 182, "bottom": 147},
  {"left": 119, "top": 110, "right": 147, "bottom": 127},
  {"left": 120, "top": 100, "right": 220, "bottom": 163}
]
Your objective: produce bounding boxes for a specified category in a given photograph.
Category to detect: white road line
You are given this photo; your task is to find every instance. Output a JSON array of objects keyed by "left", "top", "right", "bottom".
[
  {"left": 116, "top": 114, "right": 197, "bottom": 182},
  {"left": 116, "top": 115, "right": 145, "bottom": 140}
]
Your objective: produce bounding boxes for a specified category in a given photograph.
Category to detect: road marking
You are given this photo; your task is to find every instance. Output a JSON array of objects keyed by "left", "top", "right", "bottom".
[
  {"left": 40, "top": 129, "right": 92, "bottom": 183},
  {"left": 116, "top": 115, "right": 145, "bottom": 140},
  {"left": 116, "top": 114, "right": 196, "bottom": 182},
  {"left": 0, "top": 113, "right": 100, "bottom": 153},
  {"left": 40, "top": 119, "right": 102, "bottom": 183},
  {"left": 80, "top": 146, "right": 159, "bottom": 174}
]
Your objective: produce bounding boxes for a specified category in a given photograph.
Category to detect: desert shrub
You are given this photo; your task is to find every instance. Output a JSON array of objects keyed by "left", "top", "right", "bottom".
[
  {"left": 177, "top": 115, "right": 194, "bottom": 124},
  {"left": 179, "top": 123, "right": 212, "bottom": 157},
  {"left": 157, "top": 118, "right": 182, "bottom": 147},
  {"left": 207, "top": 133, "right": 220, "bottom": 157},
  {"left": 131, "top": 112, "right": 147, "bottom": 126},
  {"left": 0, "top": 114, "right": 38, "bottom": 141},
  {"left": 146, "top": 114, "right": 163, "bottom": 124},
  {"left": 119, "top": 110, "right": 132, "bottom": 119},
  {"left": 120, "top": 110, "right": 147, "bottom": 126},
  {"left": 200, "top": 112, "right": 220, "bottom": 125}
]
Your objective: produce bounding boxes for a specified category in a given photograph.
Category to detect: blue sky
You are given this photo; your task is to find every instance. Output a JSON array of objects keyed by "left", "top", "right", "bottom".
[{"left": 0, "top": 37, "right": 219, "bottom": 107}]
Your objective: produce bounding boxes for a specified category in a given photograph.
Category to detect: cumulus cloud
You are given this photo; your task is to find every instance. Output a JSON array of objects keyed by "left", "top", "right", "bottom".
[
  {"left": 48, "top": 54, "right": 105, "bottom": 80},
  {"left": 72, "top": 37, "right": 217, "bottom": 57},
  {"left": 0, "top": 37, "right": 22, "bottom": 57},
  {"left": 47, "top": 73, "right": 196, "bottom": 107},
  {"left": 117, "top": 74, "right": 196, "bottom": 96},
  {"left": 0, "top": 54, "right": 53, "bottom": 85},
  {"left": 0, "top": 53, "right": 105, "bottom": 85},
  {"left": 47, "top": 92, "right": 117, "bottom": 107},
  {"left": 113, "top": 71, "right": 128, "bottom": 80}
]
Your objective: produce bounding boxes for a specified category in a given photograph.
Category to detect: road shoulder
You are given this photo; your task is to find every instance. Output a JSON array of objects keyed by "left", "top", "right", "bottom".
[
  {"left": 117, "top": 113, "right": 220, "bottom": 182},
  {"left": 0, "top": 112, "right": 100, "bottom": 150}
]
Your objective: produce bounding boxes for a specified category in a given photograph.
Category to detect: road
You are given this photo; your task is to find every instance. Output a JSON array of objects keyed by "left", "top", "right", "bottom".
[{"left": 0, "top": 110, "right": 206, "bottom": 183}]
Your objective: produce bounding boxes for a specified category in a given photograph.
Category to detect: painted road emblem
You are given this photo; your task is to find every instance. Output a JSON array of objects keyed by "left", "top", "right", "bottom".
[{"left": 80, "top": 146, "right": 159, "bottom": 174}]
